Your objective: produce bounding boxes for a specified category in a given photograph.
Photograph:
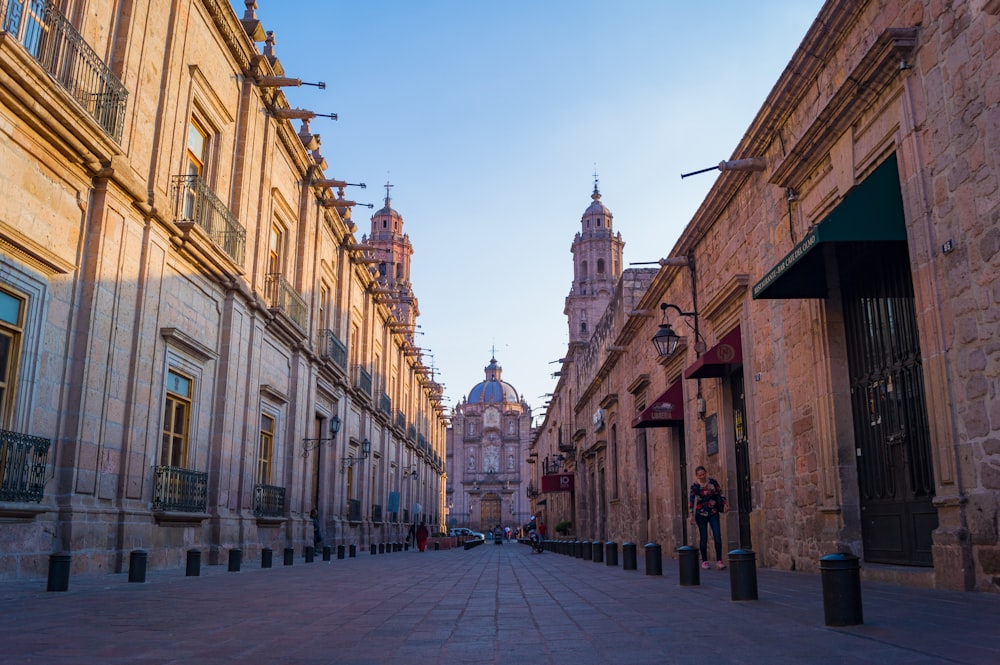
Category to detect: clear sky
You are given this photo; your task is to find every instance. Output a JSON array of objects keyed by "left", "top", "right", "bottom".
[{"left": 238, "top": 0, "right": 824, "bottom": 421}]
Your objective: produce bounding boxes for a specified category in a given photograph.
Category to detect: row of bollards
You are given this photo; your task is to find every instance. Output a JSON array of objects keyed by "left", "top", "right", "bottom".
[
  {"left": 540, "top": 538, "right": 863, "bottom": 627},
  {"left": 46, "top": 540, "right": 412, "bottom": 592}
]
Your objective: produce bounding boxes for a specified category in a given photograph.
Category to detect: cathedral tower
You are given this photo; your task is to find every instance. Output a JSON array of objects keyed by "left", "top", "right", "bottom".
[
  {"left": 564, "top": 179, "right": 624, "bottom": 344},
  {"left": 364, "top": 182, "right": 419, "bottom": 338}
]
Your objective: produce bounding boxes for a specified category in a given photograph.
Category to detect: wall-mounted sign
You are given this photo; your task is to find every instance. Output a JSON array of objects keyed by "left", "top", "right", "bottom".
[{"left": 541, "top": 473, "right": 574, "bottom": 493}]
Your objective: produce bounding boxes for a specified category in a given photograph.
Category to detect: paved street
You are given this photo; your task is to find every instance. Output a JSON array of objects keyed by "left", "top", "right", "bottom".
[{"left": 1, "top": 542, "right": 999, "bottom": 664}]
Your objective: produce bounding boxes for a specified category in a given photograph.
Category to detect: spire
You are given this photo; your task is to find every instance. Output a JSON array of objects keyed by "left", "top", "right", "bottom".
[
  {"left": 384, "top": 180, "right": 394, "bottom": 207},
  {"left": 592, "top": 165, "right": 601, "bottom": 200}
]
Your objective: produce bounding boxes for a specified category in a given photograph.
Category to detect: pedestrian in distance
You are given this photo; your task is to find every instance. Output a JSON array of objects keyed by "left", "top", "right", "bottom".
[
  {"left": 407, "top": 522, "right": 416, "bottom": 549},
  {"left": 689, "top": 465, "right": 728, "bottom": 569},
  {"left": 415, "top": 522, "right": 429, "bottom": 552},
  {"left": 310, "top": 509, "right": 323, "bottom": 551}
]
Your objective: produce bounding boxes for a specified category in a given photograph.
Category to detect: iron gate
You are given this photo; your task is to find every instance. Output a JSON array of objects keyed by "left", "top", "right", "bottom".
[
  {"left": 730, "top": 371, "right": 753, "bottom": 549},
  {"left": 841, "top": 242, "right": 936, "bottom": 566}
]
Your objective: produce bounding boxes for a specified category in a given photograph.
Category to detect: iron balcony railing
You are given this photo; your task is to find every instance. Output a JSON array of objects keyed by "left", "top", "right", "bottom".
[
  {"left": 407, "top": 425, "right": 416, "bottom": 441},
  {"left": 253, "top": 483, "right": 285, "bottom": 517},
  {"left": 0, "top": 0, "right": 128, "bottom": 142},
  {"left": 372, "top": 503, "right": 382, "bottom": 523},
  {"left": 318, "top": 330, "right": 348, "bottom": 370},
  {"left": 347, "top": 498, "right": 362, "bottom": 522},
  {"left": 403, "top": 508, "right": 410, "bottom": 524},
  {"left": 171, "top": 174, "right": 246, "bottom": 265},
  {"left": 152, "top": 465, "right": 208, "bottom": 513},
  {"left": 395, "top": 410, "right": 406, "bottom": 430},
  {"left": 380, "top": 392, "right": 391, "bottom": 416},
  {"left": 264, "top": 273, "right": 308, "bottom": 331},
  {"left": 418, "top": 434, "right": 426, "bottom": 451},
  {"left": 354, "top": 365, "right": 372, "bottom": 397},
  {"left": 0, "top": 428, "right": 50, "bottom": 502}
]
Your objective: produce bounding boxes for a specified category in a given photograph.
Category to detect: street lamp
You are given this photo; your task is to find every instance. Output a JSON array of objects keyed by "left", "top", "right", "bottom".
[
  {"left": 301, "top": 414, "right": 341, "bottom": 457},
  {"left": 652, "top": 303, "right": 699, "bottom": 360},
  {"left": 341, "top": 438, "right": 371, "bottom": 470}
]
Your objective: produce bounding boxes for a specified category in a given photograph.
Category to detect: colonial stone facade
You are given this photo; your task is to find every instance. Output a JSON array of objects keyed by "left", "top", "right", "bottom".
[
  {"left": 0, "top": 0, "right": 446, "bottom": 580},
  {"left": 531, "top": 0, "right": 1000, "bottom": 592},
  {"left": 446, "top": 358, "right": 533, "bottom": 533}
]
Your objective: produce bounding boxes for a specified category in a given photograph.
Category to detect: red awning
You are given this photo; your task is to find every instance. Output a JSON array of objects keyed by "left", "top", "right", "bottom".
[
  {"left": 631, "top": 380, "right": 684, "bottom": 428},
  {"left": 684, "top": 326, "right": 743, "bottom": 379}
]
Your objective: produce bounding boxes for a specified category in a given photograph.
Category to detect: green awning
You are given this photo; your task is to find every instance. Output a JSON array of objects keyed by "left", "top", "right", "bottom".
[{"left": 753, "top": 154, "right": 906, "bottom": 300}]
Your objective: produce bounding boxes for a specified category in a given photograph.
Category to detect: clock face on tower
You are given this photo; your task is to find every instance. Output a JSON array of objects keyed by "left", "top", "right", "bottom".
[{"left": 484, "top": 446, "right": 500, "bottom": 472}]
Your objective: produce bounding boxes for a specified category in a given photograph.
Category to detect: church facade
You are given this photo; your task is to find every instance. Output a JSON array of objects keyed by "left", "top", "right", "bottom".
[{"left": 446, "top": 358, "right": 533, "bottom": 533}]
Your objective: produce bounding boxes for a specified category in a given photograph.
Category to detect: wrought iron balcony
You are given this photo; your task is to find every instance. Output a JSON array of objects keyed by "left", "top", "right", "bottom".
[
  {"left": 395, "top": 410, "right": 406, "bottom": 430},
  {"left": 407, "top": 425, "right": 416, "bottom": 441},
  {"left": 264, "top": 273, "right": 308, "bottom": 331},
  {"left": 0, "top": 0, "right": 129, "bottom": 142},
  {"left": 380, "top": 392, "right": 391, "bottom": 416},
  {"left": 253, "top": 483, "right": 285, "bottom": 517},
  {"left": 354, "top": 365, "right": 372, "bottom": 397},
  {"left": 0, "top": 428, "right": 50, "bottom": 502},
  {"left": 152, "top": 465, "right": 208, "bottom": 513},
  {"left": 318, "top": 329, "right": 347, "bottom": 370},
  {"left": 171, "top": 174, "right": 246, "bottom": 265}
]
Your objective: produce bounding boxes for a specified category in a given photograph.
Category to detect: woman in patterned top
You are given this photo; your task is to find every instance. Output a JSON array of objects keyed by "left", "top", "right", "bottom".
[{"left": 689, "top": 465, "right": 727, "bottom": 569}]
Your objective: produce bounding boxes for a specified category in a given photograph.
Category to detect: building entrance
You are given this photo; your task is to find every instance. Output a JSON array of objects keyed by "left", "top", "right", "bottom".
[
  {"left": 481, "top": 493, "right": 501, "bottom": 531},
  {"left": 841, "top": 240, "right": 937, "bottom": 566}
]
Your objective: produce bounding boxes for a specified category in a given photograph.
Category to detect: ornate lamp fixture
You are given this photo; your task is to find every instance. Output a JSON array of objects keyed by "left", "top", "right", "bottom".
[
  {"left": 301, "top": 414, "right": 341, "bottom": 457},
  {"left": 341, "top": 438, "right": 371, "bottom": 471}
]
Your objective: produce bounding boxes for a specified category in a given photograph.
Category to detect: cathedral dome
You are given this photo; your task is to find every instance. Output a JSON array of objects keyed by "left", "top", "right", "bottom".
[{"left": 467, "top": 357, "right": 520, "bottom": 404}]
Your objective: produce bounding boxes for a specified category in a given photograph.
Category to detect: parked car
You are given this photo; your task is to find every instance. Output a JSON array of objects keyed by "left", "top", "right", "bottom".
[{"left": 449, "top": 527, "right": 485, "bottom": 541}]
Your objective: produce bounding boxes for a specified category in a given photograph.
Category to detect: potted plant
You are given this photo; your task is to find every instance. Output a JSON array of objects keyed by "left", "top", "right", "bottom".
[{"left": 555, "top": 520, "right": 572, "bottom": 536}]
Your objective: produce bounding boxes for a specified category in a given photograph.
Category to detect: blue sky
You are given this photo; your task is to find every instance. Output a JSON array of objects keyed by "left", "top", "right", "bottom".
[{"left": 238, "top": 1, "right": 824, "bottom": 419}]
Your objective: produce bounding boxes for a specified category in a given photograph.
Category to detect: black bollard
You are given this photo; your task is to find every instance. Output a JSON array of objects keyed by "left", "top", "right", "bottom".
[
  {"left": 349, "top": 544, "right": 356, "bottom": 558},
  {"left": 322, "top": 546, "right": 331, "bottom": 561},
  {"left": 605, "top": 541, "right": 618, "bottom": 567},
  {"left": 370, "top": 544, "right": 376, "bottom": 556},
  {"left": 128, "top": 550, "right": 148, "bottom": 583},
  {"left": 819, "top": 553, "right": 864, "bottom": 626},
  {"left": 574, "top": 540, "right": 583, "bottom": 558},
  {"left": 261, "top": 548, "right": 272, "bottom": 569},
  {"left": 582, "top": 540, "right": 593, "bottom": 560},
  {"left": 337, "top": 544, "right": 346, "bottom": 559},
  {"left": 593, "top": 541, "right": 604, "bottom": 563},
  {"left": 622, "top": 542, "right": 637, "bottom": 571},
  {"left": 305, "top": 546, "right": 314, "bottom": 563},
  {"left": 434, "top": 541, "right": 440, "bottom": 551},
  {"left": 284, "top": 547, "right": 295, "bottom": 565},
  {"left": 644, "top": 543, "right": 663, "bottom": 576},
  {"left": 186, "top": 549, "right": 201, "bottom": 576},
  {"left": 47, "top": 552, "right": 71, "bottom": 592},
  {"left": 728, "top": 549, "right": 758, "bottom": 600},
  {"left": 228, "top": 548, "right": 242, "bottom": 572},
  {"left": 677, "top": 546, "right": 700, "bottom": 586},
  {"left": 379, "top": 543, "right": 386, "bottom": 554}
]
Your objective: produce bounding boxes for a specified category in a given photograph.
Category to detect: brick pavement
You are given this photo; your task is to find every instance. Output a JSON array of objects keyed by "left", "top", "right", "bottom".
[{"left": 1, "top": 542, "right": 998, "bottom": 664}]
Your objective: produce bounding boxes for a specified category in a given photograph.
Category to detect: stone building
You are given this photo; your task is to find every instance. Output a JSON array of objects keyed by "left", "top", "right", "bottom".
[
  {"left": 446, "top": 357, "right": 533, "bottom": 533},
  {"left": 531, "top": 0, "right": 1000, "bottom": 592},
  {"left": 0, "top": 0, "right": 446, "bottom": 580}
]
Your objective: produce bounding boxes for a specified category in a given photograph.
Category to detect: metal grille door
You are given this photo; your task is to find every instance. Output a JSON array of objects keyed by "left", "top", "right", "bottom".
[
  {"left": 841, "top": 242, "right": 936, "bottom": 566},
  {"left": 730, "top": 371, "right": 752, "bottom": 549}
]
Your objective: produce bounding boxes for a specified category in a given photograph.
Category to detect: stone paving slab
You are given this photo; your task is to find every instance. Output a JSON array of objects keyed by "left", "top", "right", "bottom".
[{"left": 1, "top": 544, "right": 999, "bottom": 664}]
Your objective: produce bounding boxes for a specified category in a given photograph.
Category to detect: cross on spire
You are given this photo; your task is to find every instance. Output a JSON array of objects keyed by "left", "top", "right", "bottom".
[{"left": 384, "top": 180, "right": 393, "bottom": 206}]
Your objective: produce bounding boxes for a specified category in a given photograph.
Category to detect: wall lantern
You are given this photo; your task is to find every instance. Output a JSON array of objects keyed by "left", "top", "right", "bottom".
[
  {"left": 341, "top": 438, "right": 371, "bottom": 470},
  {"left": 301, "top": 414, "right": 341, "bottom": 457}
]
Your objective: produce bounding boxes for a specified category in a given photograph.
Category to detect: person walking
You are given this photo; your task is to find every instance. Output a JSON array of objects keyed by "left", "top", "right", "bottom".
[
  {"left": 415, "top": 522, "right": 429, "bottom": 552},
  {"left": 688, "top": 465, "right": 727, "bottom": 569},
  {"left": 407, "top": 522, "right": 416, "bottom": 549},
  {"left": 310, "top": 509, "right": 323, "bottom": 551}
]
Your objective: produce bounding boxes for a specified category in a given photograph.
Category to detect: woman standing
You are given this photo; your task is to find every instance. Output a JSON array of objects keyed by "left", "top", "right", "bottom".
[
  {"left": 415, "top": 522, "right": 429, "bottom": 552},
  {"left": 688, "top": 466, "right": 727, "bottom": 569}
]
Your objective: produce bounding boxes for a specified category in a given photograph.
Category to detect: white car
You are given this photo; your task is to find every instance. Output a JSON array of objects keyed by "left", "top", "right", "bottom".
[{"left": 449, "top": 527, "right": 485, "bottom": 540}]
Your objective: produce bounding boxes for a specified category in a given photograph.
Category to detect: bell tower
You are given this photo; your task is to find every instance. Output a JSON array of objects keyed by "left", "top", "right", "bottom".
[
  {"left": 365, "top": 182, "right": 418, "bottom": 336},
  {"left": 564, "top": 177, "right": 624, "bottom": 345}
]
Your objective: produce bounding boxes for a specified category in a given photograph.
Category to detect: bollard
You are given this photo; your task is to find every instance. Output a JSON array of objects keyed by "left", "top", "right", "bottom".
[
  {"left": 261, "top": 548, "right": 272, "bottom": 569},
  {"left": 284, "top": 547, "right": 295, "bottom": 565},
  {"left": 593, "top": 541, "right": 604, "bottom": 563},
  {"left": 186, "top": 549, "right": 201, "bottom": 576},
  {"left": 677, "top": 546, "right": 700, "bottom": 586},
  {"left": 228, "top": 548, "right": 242, "bottom": 572},
  {"left": 305, "top": 546, "right": 315, "bottom": 563},
  {"left": 644, "top": 543, "right": 663, "bottom": 576},
  {"left": 370, "top": 544, "right": 376, "bottom": 556},
  {"left": 605, "top": 541, "right": 618, "bottom": 567},
  {"left": 337, "top": 544, "right": 346, "bottom": 559},
  {"left": 434, "top": 541, "right": 440, "bottom": 551},
  {"left": 622, "top": 542, "right": 637, "bottom": 571},
  {"left": 349, "top": 544, "right": 356, "bottom": 558},
  {"left": 379, "top": 543, "right": 385, "bottom": 554},
  {"left": 582, "top": 540, "right": 593, "bottom": 560},
  {"left": 819, "top": 553, "right": 864, "bottom": 626},
  {"left": 47, "top": 553, "right": 71, "bottom": 592},
  {"left": 574, "top": 540, "right": 583, "bottom": 558},
  {"left": 128, "top": 550, "right": 148, "bottom": 583},
  {"left": 322, "top": 545, "right": 331, "bottom": 561},
  {"left": 728, "top": 549, "right": 758, "bottom": 600}
]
